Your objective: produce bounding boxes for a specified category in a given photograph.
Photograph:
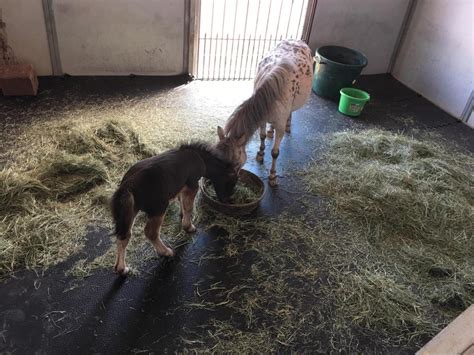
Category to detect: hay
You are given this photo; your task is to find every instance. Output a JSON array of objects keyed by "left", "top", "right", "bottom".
[
  {"left": 0, "top": 201, "right": 86, "bottom": 276},
  {"left": 182, "top": 320, "right": 276, "bottom": 353},
  {"left": 0, "top": 152, "right": 108, "bottom": 277},
  {"left": 37, "top": 152, "right": 108, "bottom": 198},
  {"left": 301, "top": 129, "right": 474, "bottom": 345},
  {"left": 303, "top": 129, "right": 473, "bottom": 252},
  {"left": 0, "top": 169, "right": 49, "bottom": 212},
  {"left": 304, "top": 129, "right": 474, "bottom": 236}
]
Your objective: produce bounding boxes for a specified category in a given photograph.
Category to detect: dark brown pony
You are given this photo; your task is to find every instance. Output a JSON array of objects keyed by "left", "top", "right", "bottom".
[{"left": 111, "top": 142, "right": 238, "bottom": 276}]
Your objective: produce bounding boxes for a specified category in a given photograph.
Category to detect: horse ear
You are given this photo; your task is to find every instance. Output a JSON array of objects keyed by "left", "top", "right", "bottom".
[
  {"left": 236, "top": 135, "right": 246, "bottom": 146},
  {"left": 217, "top": 126, "right": 225, "bottom": 141}
]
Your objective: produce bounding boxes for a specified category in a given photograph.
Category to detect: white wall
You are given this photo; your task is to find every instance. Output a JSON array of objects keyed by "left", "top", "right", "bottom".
[
  {"left": 308, "top": 0, "right": 410, "bottom": 74},
  {"left": 392, "top": 0, "right": 474, "bottom": 120},
  {"left": 0, "top": 0, "right": 186, "bottom": 76},
  {"left": 0, "top": 0, "right": 52, "bottom": 75},
  {"left": 53, "top": 0, "right": 185, "bottom": 75}
]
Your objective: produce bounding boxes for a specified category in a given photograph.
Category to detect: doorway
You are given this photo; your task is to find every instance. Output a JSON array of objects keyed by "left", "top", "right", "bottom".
[{"left": 192, "top": 0, "right": 316, "bottom": 80}]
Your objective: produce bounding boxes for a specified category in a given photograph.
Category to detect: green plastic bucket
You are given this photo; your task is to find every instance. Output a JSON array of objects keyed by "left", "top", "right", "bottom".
[
  {"left": 338, "top": 88, "right": 370, "bottom": 117},
  {"left": 312, "top": 46, "right": 368, "bottom": 101}
]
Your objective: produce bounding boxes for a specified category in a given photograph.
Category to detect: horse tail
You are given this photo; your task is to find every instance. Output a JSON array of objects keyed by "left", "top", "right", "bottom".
[
  {"left": 224, "top": 58, "right": 293, "bottom": 140},
  {"left": 110, "top": 187, "right": 135, "bottom": 239}
]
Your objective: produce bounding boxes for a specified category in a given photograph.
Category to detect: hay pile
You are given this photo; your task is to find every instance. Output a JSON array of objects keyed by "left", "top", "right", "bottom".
[
  {"left": 304, "top": 129, "right": 473, "bottom": 243},
  {"left": 0, "top": 120, "right": 157, "bottom": 277},
  {"left": 301, "top": 129, "right": 474, "bottom": 346}
]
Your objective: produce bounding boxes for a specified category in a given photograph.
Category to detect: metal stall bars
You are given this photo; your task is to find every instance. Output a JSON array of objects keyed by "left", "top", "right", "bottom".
[{"left": 195, "top": 0, "right": 314, "bottom": 80}]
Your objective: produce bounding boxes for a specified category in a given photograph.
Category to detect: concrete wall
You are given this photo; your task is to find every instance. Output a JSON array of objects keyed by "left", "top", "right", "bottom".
[
  {"left": 308, "top": 0, "right": 410, "bottom": 74},
  {"left": 0, "top": 0, "right": 52, "bottom": 75},
  {"left": 392, "top": 0, "right": 474, "bottom": 120},
  {"left": 53, "top": 0, "right": 185, "bottom": 75}
]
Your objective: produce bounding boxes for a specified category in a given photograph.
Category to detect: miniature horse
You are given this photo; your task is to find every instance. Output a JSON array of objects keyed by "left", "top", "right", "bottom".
[
  {"left": 216, "top": 40, "right": 313, "bottom": 185},
  {"left": 111, "top": 142, "right": 238, "bottom": 276}
]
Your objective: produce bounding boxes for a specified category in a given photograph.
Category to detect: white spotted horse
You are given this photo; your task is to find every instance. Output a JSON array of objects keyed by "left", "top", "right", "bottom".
[{"left": 215, "top": 40, "right": 313, "bottom": 185}]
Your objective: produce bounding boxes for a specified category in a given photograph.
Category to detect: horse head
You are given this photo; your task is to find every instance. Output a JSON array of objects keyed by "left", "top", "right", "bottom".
[
  {"left": 215, "top": 126, "right": 247, "bottom": 171},
  {"left": 211, "top": 163, "right": 238, "bottom": 204}
]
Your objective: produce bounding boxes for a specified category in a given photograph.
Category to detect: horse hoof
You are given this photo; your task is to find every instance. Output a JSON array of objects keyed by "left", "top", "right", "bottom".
[
  {"left": 184, "top": 224, "right": 197, "bottom": 233},
  {"left": 267, "top": 130, "right": 274, "bottom": 138},
  {"left": 164, "top": 247, "right": 175, "bottom": 257},
  {"left": 114, "top": 265, "right": 130, "bottom": 276},
  {"left": 269, "top": 177, "right": 278, "bottom": 186},
  {"left": 256, "top": 154, "right": 264, "bottom": 163}
]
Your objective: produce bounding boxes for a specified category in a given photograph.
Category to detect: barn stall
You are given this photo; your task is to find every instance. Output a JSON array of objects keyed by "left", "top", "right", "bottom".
[{"left": 0, "top": 0, "right": 473, "bottom": 353}]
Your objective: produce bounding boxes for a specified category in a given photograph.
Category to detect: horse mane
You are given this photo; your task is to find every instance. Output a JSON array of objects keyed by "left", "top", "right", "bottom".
[
  {"left": 224, "top": 58, "right": 293, "bottom": 143},
  {"left": 179, "top": 141, "right": 232, "bottom": 165}
]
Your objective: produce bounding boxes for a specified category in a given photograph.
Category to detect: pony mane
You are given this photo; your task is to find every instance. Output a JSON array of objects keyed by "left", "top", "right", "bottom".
[
  {"left": 179, "top": 141, "right": 231, "bottom": 165},
  {"left": 224, "top": 59, "right": 293, "bottom": 143}
]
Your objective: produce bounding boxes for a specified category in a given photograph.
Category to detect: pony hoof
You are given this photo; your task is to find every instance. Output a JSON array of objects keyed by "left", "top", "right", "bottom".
[
  {"left": 114, "top": 265, "right": 130, "bottom": 276},
  {"left": 184, "top": 224, "right": 197, "bottom": 233},
  {"left": 269, "top": 177, "right": 278, "bottom": 186},
  {"left": 256, "top": 154, "right": 264, "bottom": 163},
  {"left": 164, "top": 247, "right": 175, "bottom": 257}
]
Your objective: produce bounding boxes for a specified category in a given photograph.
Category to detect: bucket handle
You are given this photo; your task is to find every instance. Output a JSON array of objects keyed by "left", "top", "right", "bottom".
[{"left": 314, "top": 55, "right": 326, "bottom": 65}]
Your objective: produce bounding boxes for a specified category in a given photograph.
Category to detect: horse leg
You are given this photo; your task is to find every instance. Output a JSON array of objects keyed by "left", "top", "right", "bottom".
[
  {"left": 114, "top": 210, "right": 137, "bottom": 276},
  {"left": 267, "top": 123, "right": 274, "bottom": 139},
  {"left": 269, "top": 127, "right": 285, "bottom": 186},
  {"left": 180, "top": 186, "right": 198, "bottom": 233},
  {"left": 145, "top": 213, "right": 174, "bottom": 257},
  {"left": 256, "top": 124, "right": 266, "bottom": 163},
  {"left": 285, "top": 113, "right": 292, "bottom": 133}
]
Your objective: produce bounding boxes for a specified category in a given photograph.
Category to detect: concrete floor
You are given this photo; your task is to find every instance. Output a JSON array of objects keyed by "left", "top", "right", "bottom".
[{"left": 0, "top": 74, "right": 473, "bottom": 354}]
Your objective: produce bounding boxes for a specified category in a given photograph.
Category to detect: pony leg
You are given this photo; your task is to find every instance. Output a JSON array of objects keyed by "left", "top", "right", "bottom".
[
  {"left": 178, "top": 194, "right": 184, "bottom": 221},
  {"left": 180, "top": 186, "right": 198, "bottom": 233},
  {"left": 256, "top": 124, "right": 266, "bottom": 163},
  {"left": 267, "top": 123, "right": 274, "bottom": 138},
  {"left": 285, "top": 114, "right": 292, "bottom": 133},
  {"left": 269, "top": 128, "right": 285, "bottom": 186},
  {"left": 145, "top": 214, "right": 174, "bottom": 257},
  {"left": 114, "top": 211, "right": 137, "bottom": 276}
]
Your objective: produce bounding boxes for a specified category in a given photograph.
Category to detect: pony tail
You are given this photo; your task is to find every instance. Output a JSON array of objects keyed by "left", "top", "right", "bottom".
[{"left": 110, "top": 188, "right": 135, "bottom": 238}]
